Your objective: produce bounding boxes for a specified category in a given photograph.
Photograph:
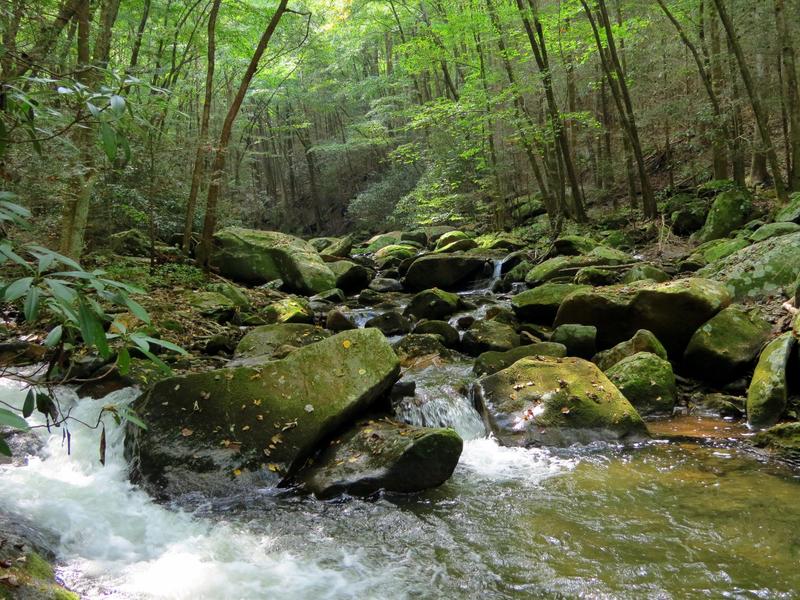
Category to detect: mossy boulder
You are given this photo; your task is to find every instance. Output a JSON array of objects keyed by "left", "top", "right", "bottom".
[
  {"left": 551, "top": 324, "right": 597, "bottom": 359},
  {"left": 752, "top": 422, "right": 800, "bottom": 463},
  {"left": 234, "top": 324, "right": 330, "bottom": 361},
  {"left": 685, "top": 237, "right": 750, "bottom": 268},
  {"left": 774, "top": 192, "right": 800, "bottom": 223},
  {"left": 422, "top": 226, "right": 456, "bottom": 244},
  {"left": 697, "top": 232, "right": 800, "bottom": 300},
  {"left": 393, "top": 334, "right": 452, "bottom": 366},
  {"left": 182, "top": 290, "right": 238, "bottom": 321},
  {"left": 435, "top": 230, "right": 470, "bottom": 248},
  {"left": 749, "top": 222, "right": 800, "bottom": 243},
  {"left": 511, "top": 283, "right": 591, "bottom": 325},
  {"left": 621, "top": 264, "right": 670, "bottom": 284},
  {"left": 553, "top": 235, "right": 597, "bottom": 256},
  {"left": 573, "top": 266, "right": 618, "bottom": 286},
  {"left": 461, "top": 319, "right": 520, "bottom": 356},
  {"left": 605, "top": 352, "right": 677, "bottom": 415},
  {"left": 365, "top": 311, "right": 412, "bottom": 335},
  {"left": 373, "top": 244, "right": 418, "bottom": 262},
  {"left": 368, "top": 277, "right": 403, "bottom": 293},
  {"left": 404, "top": 254, "right": 487, "bottom": 290},
  {"left": 592, "top": 329, "right": 667, "bottom": 371},
  {"left": 126, "top": 328, "right": 401, "bottom": 499},
  {"left": 310, "top": 288, "right": 345, "bottom": 304},
  {"left": 747, "top": 332, "right": 796, "bottom": 429},
  {"left": 328, "top": 260, "right": 372, "bottom": 293},
  {"left": 319, "top": 235, "right": 353, "bottom": 258},
  {"left": 404, "top": 288, "right": 461, "bottom": 320},
  {"left": 363, "top": 232, "right": 402, "bottom": 253},
  {"left": 525, "top": 247, "right": 629, "bottom": 286},
  {"left": 110, "top": 228, "right": 150, "bottom": 257},
  {"left": 474, "top": 233, "right": 526, "bottom": 251},
  {"left": 433, "top": 238, "right": 478, "bottom": 253},
  {"left": 693, "top": 188, "right": 753, "bottom": 243},
  {"left": 683, "top": 306, "right": 771, "bottom": 382},
  {"left": 212, "top": 227, "right": 336, "bottom": 294},
  {"left": 473, "top": 342, "right": 567, "bottom": 376},
  {"left": 555, "top": 278, "right": 731, "bottom": 358},
  {"left": 261, "top": 297, "right": 314, "bottom": 324},
  {"left": 400, "top": 230, "right": 428, "bottom": 246},
  {"left": 299, "top": 419, "right": 462, "bottom": 498},
  {"left": 475, "top": 356, "right": 648, "bottom": 447},
  {"left": 412, "top": 320, "right": 460, "bottom": 347},
  {"left": 326, "top": 308, "right": 357, "bottom": 331},
  {"left": 206, "top": 282, "right": 249, "bottom": 308},
  {"left": 671, "top": 202, "right": 709, "bottom": 235}
]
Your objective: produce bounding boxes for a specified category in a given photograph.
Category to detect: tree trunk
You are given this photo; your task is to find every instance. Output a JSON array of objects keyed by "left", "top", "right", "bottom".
[{"left": 774, "top": 0, "right": 800, "bottom": 190}]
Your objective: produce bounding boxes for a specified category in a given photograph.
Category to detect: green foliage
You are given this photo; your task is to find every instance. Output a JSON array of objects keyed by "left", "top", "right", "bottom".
[{"left": 346, "top": 164, "right": 420, "bottom": 231}]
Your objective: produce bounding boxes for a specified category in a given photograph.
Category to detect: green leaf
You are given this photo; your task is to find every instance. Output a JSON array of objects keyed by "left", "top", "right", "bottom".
[
  {"left": 44, "top": 278, "right": 77, "bottom": 304},
  {"left": 124, "top": 296, "right": 151, "bottom": 324},
  {"left": 0, "top": 244, "right": 31, "bottom": 269},
  {"left": 100, "top": 123, "right": 117, "bottom": 162},
  {"left": 77, "top": 300, "right": 110, "bottom": 358},
  {"left": 117, "top": 346, "right": 131, "bottom": 375},
  {"left": 119, "top": 406, "right": 147, "bottom": 430},
  {"left": 22, "top": 389, "right": 35, "bottom": 418},
  {"left": 0, "top": 437, "right": 10, "bottom": 457},
  {"left": 44, "top": 325, "right": 63, "bottom": 347},
  {"left": 129, "top": 332, "right": 150, "bottom": 352},
  {"left": 110, "top": 95, "right": 126, "bottom": 117},
  {"left": 4, "top": 277, "right": 33, "bottom": 302},
  {"left": 143, "top": 336, "right": 187, "bottom": 355},
  {"left": 28, "top": 245, "right": 82, "bottom": 270},
  {"left": 0, "top": 407, "right": 28, "bottom": 430},
  {"left": 23, "top": 285, "right": 41, "bottom": 322},
  {"left": 140, "top": 348, "right": 171, "bottom": 374}
]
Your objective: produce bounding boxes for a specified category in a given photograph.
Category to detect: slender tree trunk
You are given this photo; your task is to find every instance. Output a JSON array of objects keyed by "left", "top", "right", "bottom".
[
  {"left": 774, "top": 0, "right": 800, "bottom": 190},
  {"left": 711, "top": 0, "right": 788, "bottom": 201},
  {"left": 183, "top": 0, "right": 221, "bottom": 251},
  {"left": 197, "top": 0, "right": 289, "bottom": 266}
]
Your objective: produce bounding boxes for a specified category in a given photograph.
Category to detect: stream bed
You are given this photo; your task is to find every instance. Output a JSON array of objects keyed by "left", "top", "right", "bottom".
[{"left": 2, "top": 366, "right": 800, "bottom": 599}]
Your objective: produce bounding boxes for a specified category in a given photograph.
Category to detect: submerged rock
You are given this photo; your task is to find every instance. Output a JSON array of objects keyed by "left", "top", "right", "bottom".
[
  {"left": 212, "top": 227, "right": 336, "bottom": 294},
  {"left": 683, "top": 306, "right": 771, "bottom": 383},
  {"left": 555, "top": 278, "right": 731, "bottom": 358},
  {"left": 299, "top": 419, "right": 462, "bottom": 498},
  {"left": 605, "top": 352, "right": 677, "bottom": 415},
  {"left": 752, "top": 422, "right": 800, "bottom": 464},
  {"left": 747, "top": 332, "right": 795, "bottom": 429},
  {"left": 473, "top": 342, "right": 567, "bottom": 376},
  {"left": 126, "top": 328, "right": 400, "bottom": 499},
  {"left": 697, "top": 232, "right": 800, "bottom": 300},
  {"left": 475, "top": 356, "right": 648, "bottom": 447},
  {"left": 592, "top": 329, "right": 668, "bottom": 372}
]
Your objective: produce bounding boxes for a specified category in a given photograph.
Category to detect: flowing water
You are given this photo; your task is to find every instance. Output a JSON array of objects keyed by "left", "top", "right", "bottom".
[{"left": 2, "top": 371, "right": 800, "bottom": 599}]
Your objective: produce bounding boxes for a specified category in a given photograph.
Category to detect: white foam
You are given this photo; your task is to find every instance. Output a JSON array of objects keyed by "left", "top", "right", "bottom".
[{"left": 457, "top": 437, "right": 575, "bottom": 484}]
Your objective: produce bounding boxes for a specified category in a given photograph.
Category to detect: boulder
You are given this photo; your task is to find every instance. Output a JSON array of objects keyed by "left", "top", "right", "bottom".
[
  {"left": 110, "top": 228, "right": 150, "bottom": 257},
  {"left": 684, "top": 237, "right": 750, "bottom": 268},
  {"left": 182, "top": 290, "right": 238, "bottom": 322},
  {"left": 525, "top": 247, "right": 630, "bottom": 286},
  {"left": 299, "top": 419, "right": 462, "bottom": 498},
  {"left": 326, "top": 308, "right": 357, "bottom": 331},
  {"left": 621, "top": 264, "right": 670, "bottom": 284},
  {"left": 400, "top": 230, "right": 428, "bottom": 246},
  {"left": 553, "top": 235, "right": 597, "bottom": 256},
  {"left": 475, "top": 356, "right": 648, "bottom": 447},
  {"left": 474, "top": 233, "right": 526, "bottom": 251},
  {"left": 404, "top": 254, "right": 487, "bottom": 290},
  {"left": 752, "top": 422, "right": 800, "bottom": 463},
  {"left": 393, "top": 334, "right": 452, "bottom": 366},
  {"left": 671, "top": 203, "right": 709, "bottom": 235},
  {"left": 693, "top": 188, "right": 753, "bottom": 243},
  {"left": 473, "top": 342, "right": 567, "bottom": 376},
  {"left": 747, "top": 332, "right": 795, "bottom": 428},
  {"left": 328, "top": 260, "right": 372, "bottom": 293},
  {"left": 555, "top": 278, "right": 731, "bottom": 358},
  {"left": 261, "top": 297, "right": 314, "bottom": 324},
  {"left": 461, "top": 319, "right": 520, "bottom": 356},
  {"left": 405, "top": 288, "right": 461, "bottom": 320},
  {"left": 551, "top": 324, "right": 597, "bottom": 359},
  {"left": 749, "top": 222, "right": 800, "bottom": 243},
  {"left": 320, "top": 235, "right": 353, "bottom": 258},
  {"left": 365, "top": 311, "right": 412, "bottom": 336},
  {"left": 412, "top": 319, "right": 460, "bottom": 347},
  {"left": 683, "top": 306, "right": 771, "bottom": 382},
  {"left": 368, "top": 277, "right": 404, "bottom": 293},
  {"left": 774, "top": 192, "right": 800, "bottom": 223},
  {"left": 206, "top": 282, "right": 249, "bottom": 308},
  {"left": 126, "top": 329, "right": 401, "bottom": 498},
  {"left": 605, "top": 352, "right": 677, "bottom": 415},
  {"left": 234, "top": 324, "right": 330, "bottom": 361},
  {"left": 433, "top": 238, "right": 478, "bottom": 253},
  {"left": 212, "top": 227, "right": 336, "bottom": 294},
  {"left": 373, "top": 244, "right": 418, "bottom": 262},
  {"left": 422, "top": 226, "right": 456, "bottom": 244},
  {"left": 363, "top": 233, "right": 402, "bottom": 253},
  {"left": 310, "top": 288, "right": 345, "bottom": 304},
  {"left": 511, "top": 283, "right": 591, "bottom": 325},
  {"left": 592, "top": 329, "right": 668, "bottom": 371},
  {"left": 697, "top": 232, "right": 800, "bottom": 300},
  {"left": 574, "top": 266, "right": 618, "bottom": 286},
  {"left": 435, "top": 230, "right": 470, "bottom": 249}
]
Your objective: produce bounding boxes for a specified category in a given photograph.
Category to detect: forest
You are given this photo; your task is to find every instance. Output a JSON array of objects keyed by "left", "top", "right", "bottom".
[{"left": 1, "top": 0, "right": 800, "bottom": 598}]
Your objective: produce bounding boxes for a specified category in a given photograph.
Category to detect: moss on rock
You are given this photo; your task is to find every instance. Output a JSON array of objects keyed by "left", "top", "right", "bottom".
[
  {"left": 405, "top": 288, "right": 461, "bottom": 320},
  {"left": 473, "top": 342, "right": 567, "bottom": 376},
  {"left": 605, "top": 352, "right": 677, "bottom": 415},
  {"left": 747, "top": 332, "right": 795, "bottom": 429},
  {"left": 511, "top": 283, "right": 591, "bottom": 325},
  {"left": 592, "top": 329, "right": 668, "bottom": 371},
  {"left": 693, "top": 188, "right": 753, "bottom": 243}
]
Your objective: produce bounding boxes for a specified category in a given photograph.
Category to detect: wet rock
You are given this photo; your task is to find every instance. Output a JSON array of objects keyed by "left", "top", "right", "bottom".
[
  {"left": 605, "top": 352, "right": 677, "bottom": 415},
  {"left": 749, "top": 222, "right": 800, "bottom": 243},
  {"left": 126, "top": 328, "right": 401, "bottom": 498},
  {"left": 368, "top": 277, "right": 403, "bottom": 293},
  {"left": 329, "top": 260, "right": 372, "bottom": 293},
  {"left": 511, "top": 283, "right": 590, "bottom": 325},
  {"left": 573, "top": 266, "right": 618, "bottom": 286},
  {"left": 310, "top": 288, "right": 345, "bottom": 304},
  {"left": 747, "top": 332, "right": 795, "bottom": 428},
  {"left": 551, "top": 324, "right": 597, "bottom": 359},
  {"left": 212, "top": 227, "right": 336, "bottom": 294},
  {"left": 404, "top": 288, "right": 461, "bottom": 320},
  {"left": 358, "top": 288, "right": 383, "bottom": 305},
  {"left": 683, "top": 306, "right": 771, "bottom": 383},
  {"left": 403, "top": 253, "right": 487, "bottom": 290},
  {"left": 0, "top": 342, "right": 47, "bottom": 368},
  {"left": 475, "top": 356, "right": 648, "bottom": 447},
  {"left": 326, "top": 308, "right": 357, "bottom": 331},
  {"left": 412, "top": 319, "right": 460, "bottom": 347},
  {"left": 693, "top": 188, "right": 753, "bottom": 243},
  {"left": 110, "top": 228, "right": 150, "bottom": 257},
  {"left": 696, "top": 393, "right": 746, "bottom": 418},
  {"left": 555, "top": 278, "right": 731, "bottom": 358},
  {"left": 592, "top": 329, "right": 668, "bottom": 371},
  {"left": 365, "top": 311, "right": 412, "bottom": 336},
  {"left": 698, "top": 232, "right": 800, "bottom": 300},
  {"left": 234, "top": 323, "right": 330, "bottom": 361},
  {"left": 461, "top": 319, "right": 520, "bottom": 356},
  {"left": 456, "top": 315, "right": 476, "bottom": 330},
  {"left": 393, "top": 334, "right": 452, "bottom": 366},
  {"left": 261, "top": 297, "right": 314, "bottom": 324},
  {"left": 621, "top": 264, "right": 670, "bottom": 284},
  {"left": 752, "top": 422, "right": 800, "bottom": 464},
  {"left": 299, "top": 419, "right": 463, "bottom": 498},
  {"left": 473, "top": 342, "right": 567, "bottom": 376}
]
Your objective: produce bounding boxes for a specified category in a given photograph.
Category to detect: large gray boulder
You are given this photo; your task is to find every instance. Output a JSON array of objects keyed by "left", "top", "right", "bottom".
[
  {"left": 404, "top": 253, "right": 488, "bottom": 290},
  {"left": 212, "top": 227, "right": 336, "bottom": 294},
  {"left": 747, "top": 332, "right": 795, "bottom": 429}
]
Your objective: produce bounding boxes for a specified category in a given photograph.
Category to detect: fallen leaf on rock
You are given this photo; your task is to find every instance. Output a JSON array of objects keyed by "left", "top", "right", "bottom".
[{"left": 180, "top": 428, "right": 193, "bottom": 437}]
